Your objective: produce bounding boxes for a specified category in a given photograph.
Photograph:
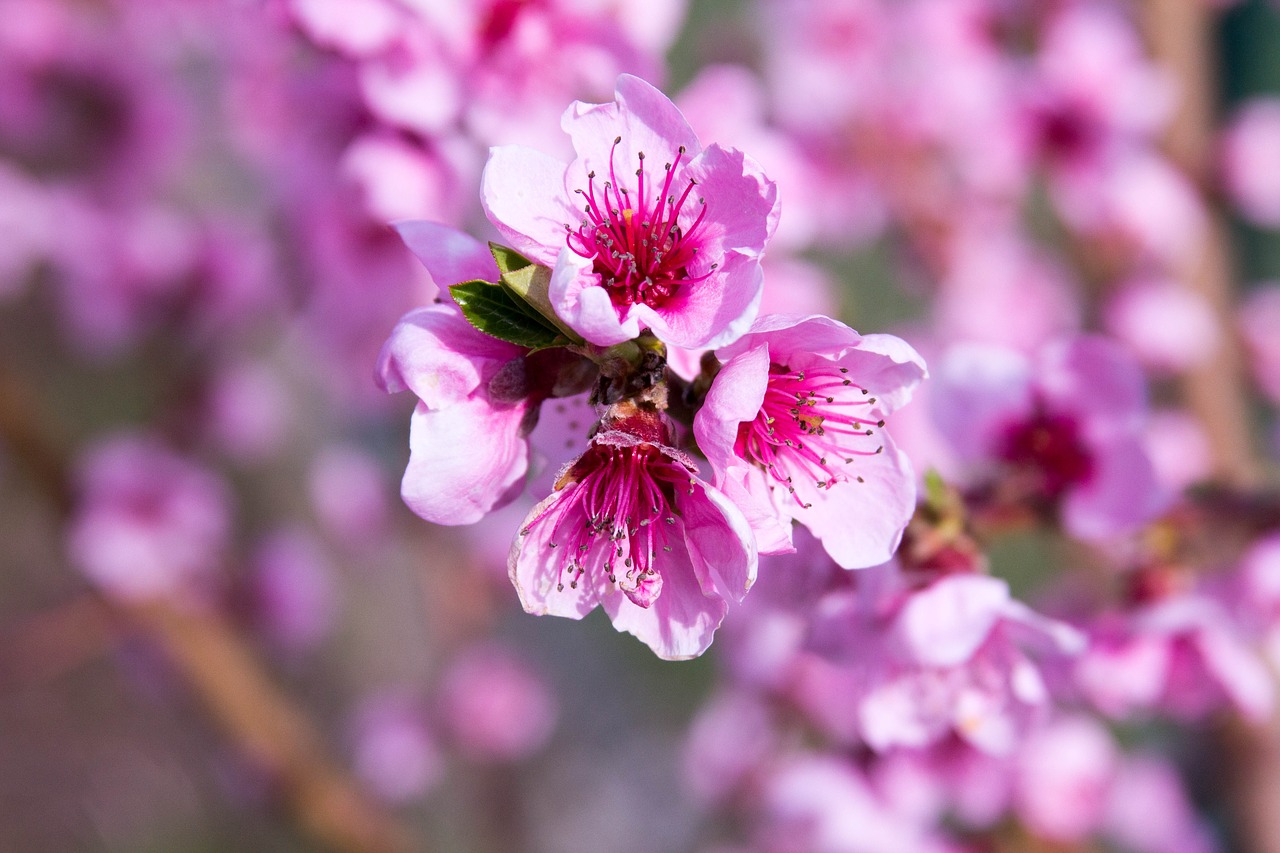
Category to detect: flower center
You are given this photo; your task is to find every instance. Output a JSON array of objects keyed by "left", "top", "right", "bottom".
[
  {"left": 522, "top": 442, "right": 694, "bottom": 605},
  {"left": 565, "top": 137, "right": 716, "bottom": 310},
  {"left": 734, "top": 365, "right": 885, "bottom": 508},
  {"left": 998, "top": 409, "right": 1093, "bottom": 498}
]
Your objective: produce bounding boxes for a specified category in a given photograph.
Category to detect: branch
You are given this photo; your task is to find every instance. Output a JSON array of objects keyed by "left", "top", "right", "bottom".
[{"left": 0, "top": 360, "right": 415, "bottom": 853}]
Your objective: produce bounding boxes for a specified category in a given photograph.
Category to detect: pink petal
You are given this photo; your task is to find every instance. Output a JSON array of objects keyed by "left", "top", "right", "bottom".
[
  {"left": 683, "top": 144, "right": 780, "bottom": 257},
  {"left": 643, "top": 250, "right": 764, "bottom": 349},
  {"left": 481, "top": 146, "right": 577, "bottom": 267},
  {"left": 791, "top": 435, "right": 917, "bottom": 569},
  {"left": 401, "top": 397, "right": 529, "bottom": 525},
  {"left": 375, "top": 306, "right": 521, "bottom": 403},
  {"left": 694, "top": 341, "right": 771, "bottom": 475},
  {"left": 681, "top": 479, "right": 759, "bottom": 603},
  {"left": 392, "top": 221, "right": 499, "bottom": 291},
  {"left": 602, "top": 532, "right": 729, "bottom": 661},
  {"left": 561, "top": 74, "right": 701, "bottom": 181},
  {"left": 547, "top": 248, "right": 639, "bottom": 346},
  {"left": 892, "top": 575, "right": 1011, "bottom": 667}
]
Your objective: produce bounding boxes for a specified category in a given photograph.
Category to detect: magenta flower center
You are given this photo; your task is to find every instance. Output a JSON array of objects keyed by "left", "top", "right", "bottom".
[
  {"left": 734, "top": 365, "right": 885, "bottom": 508},
  {"left": 565, "top": 138, "right": 716, "bottom": 309},
  {"left": 521, "top": 442, "right": 693, "bottom": 602},
  {"left": 998, "top": 409, "right": 1093, "bottom": 498}
]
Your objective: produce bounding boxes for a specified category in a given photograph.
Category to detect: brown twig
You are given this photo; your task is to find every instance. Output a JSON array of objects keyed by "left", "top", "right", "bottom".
[
  {"left": 0, "top": 360, "right": 415, "bottom": 853},
  {"left": 1138, "top": 5, "right": 1280, "bottom": 853},
  {"left": 1140, "top": 0, "right": 1258, "bottom": 488}
]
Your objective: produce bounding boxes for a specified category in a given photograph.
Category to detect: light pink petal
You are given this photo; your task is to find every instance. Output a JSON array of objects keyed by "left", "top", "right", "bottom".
[
  {"left": 602, "top": 532, "right": 729, "bottom": 660},
  {"left": 481, "top": 146, "right": 577, "bottom": 267},
  {"left": 1062, "top": 436, "right": 1164, "bottom": 540},
  {"left": 507, "top": 488, "right": 608, "bottom": 619},
  {"left": 561, "top": 74, "right": 701, "bottom": 180},
  {"left": 719, "top": 464, "right": 796, "bottom": 555},
  {"left": 1195, "top": 627, "right": 1274, "bottom": 721},
  {"left": 375, "top": 306, "right": 521, "bottom": 403},
  {"left": 289, "top": 0, "right": 402, "bottom": 56},
  {"left": 931, "top": 343, "right": 1035, "bottom": 462},
  {"left": 359, "top": 41, "right": 461, "bottom": 135},
  {"left": 547, "top": 248, "right": 639, "bottom": 346},
  {"left": 392, "top": 221, "right": 499, "bottom": 291},
  {"left": 1038, "top": 335, "right": 1148, "bottom": 433},
  {"left": 694, "top": 341, "right": 771, "bottom": 474},
  {"left": 791, "top": 435, "right": 917, "bottom": 570},
  {"left": 683, "top": 144, "right": 780, "bottom": 257},
  {"left": 401, "top": 397, "right": 529, "bottom": 526},
  {"left": 642, "top": 251, "right": 763, "bottom": 349},
  {"left": 859, "top": 670, "right": 959, "bottom": 751},
  {"left": 680, "top": 479, "right": 759, "bottom": 603},
  {"left": 893, "top": 575, "right": 1010, "bottom": 667}
]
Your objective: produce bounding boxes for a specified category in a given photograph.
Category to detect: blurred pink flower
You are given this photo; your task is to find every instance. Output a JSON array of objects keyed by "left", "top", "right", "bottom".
[
  {"left": 349, "top": 689, "right": 442, "bottom": 804},
  {"left": 695, "top": 314, "right": 925, "bottom": 566},
  {"left": 482, "top": 74, "right": 779, "bottom": 349},
  {"left": 1221, "top": 98, "right": 1280, "bottom": 228},
  {"left": 756, "top": 754, "right": 949, "bottom": 853},
  {"left": 1104, "top": 755, "right": 1220, "bottom": 853},
  {"left": 68, "top": 435, "right": 231, "bottom": 602},
  {"left": 1013, "top": 715, "right": 1116, "bottom": 842},
  {"left": 1076, "top": 592, "right": 1274, "bottom": 722},
  {"left": 437, "top": 643, "right": 557, "bottom": 761},
  {"left": 931, "top": 337, "right": 1165, "bottom": 540},
  {"left": 1104, "top": 278, "right": 1220, "bottom": 375},
  {"left": 248, "top": 529, "right": 338, "bottom": 653},
  {"left": 806, "top": 564, "right": 1084, "bottom": 757},
  {"left": 308, "top": 444, "right": 392, "bottom": 544}
]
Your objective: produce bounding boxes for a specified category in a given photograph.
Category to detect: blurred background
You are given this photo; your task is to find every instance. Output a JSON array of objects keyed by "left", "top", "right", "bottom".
[{"left": 2, "top": 0, "right": 1280, "bottom": 851}]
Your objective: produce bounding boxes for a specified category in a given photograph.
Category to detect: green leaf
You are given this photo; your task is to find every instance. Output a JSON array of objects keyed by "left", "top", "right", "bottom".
[
  {"left": 489, "top": 242, "right": 532, "bottom": 276},
  {"left": 450, "top": 280, "right": 569, "bottom": 350},
  {"left": 500, "top": 263, "right": 584, "bottom": 344}
]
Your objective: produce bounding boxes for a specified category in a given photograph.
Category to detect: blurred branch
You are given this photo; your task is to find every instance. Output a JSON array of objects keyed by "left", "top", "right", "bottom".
[
  {"left": 0, "top": 360, "right": 415, "bottom": 853},
  {"left": 1141, "top": 0, "right": 1258, "bottom": 488},
  {"left": 1140, "top": 6, "right": 1280, "bottom": 853}
]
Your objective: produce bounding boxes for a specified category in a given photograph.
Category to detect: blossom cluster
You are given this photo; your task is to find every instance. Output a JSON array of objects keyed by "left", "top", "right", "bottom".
[{"left": 380, "top": 74, "right": 927, "bottom": 660}]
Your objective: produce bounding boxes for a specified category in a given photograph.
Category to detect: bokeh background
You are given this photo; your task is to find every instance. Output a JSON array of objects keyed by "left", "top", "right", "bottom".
[{"left": 2, "top": 0, "right": 1280, "bottom": 851}]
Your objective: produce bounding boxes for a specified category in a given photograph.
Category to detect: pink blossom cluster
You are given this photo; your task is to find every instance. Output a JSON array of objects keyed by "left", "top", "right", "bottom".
[{"left": 379, "top": 74, "right": 927, "bottom": 660}]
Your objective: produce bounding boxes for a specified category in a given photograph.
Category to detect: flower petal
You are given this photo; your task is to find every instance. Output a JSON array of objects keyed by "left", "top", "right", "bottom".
[
  {"left": 602, "top": 532, "right": 729, "bottom": 660},
  {"left": 481, "top": 146, "right": 576, "bottom": 267},
  {"left": 375, "top": 305, "right": 521, "bottom": 404},
  {"left": 401, "top": 396, "right": 529, "bottom": 525},
  {"left": 392, "top": 221, "right": 499, "bottom": 292},
  {"left": 792, "top": 434, "right": 917, "bottom": 569}
]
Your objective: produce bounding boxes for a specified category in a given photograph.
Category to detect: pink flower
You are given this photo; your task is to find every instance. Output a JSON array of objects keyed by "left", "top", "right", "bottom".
[
  {"left": 694, "top": 314, "right": 926, "bottom": 566},
  {"left": 810, "top": 567, "right": 1084, "bottom": 756},
  {"left": 509, "top": 415, "right": 756, "bottom": 659},
  {"left": 437, "top": 643, "right": 557, "bottom": 762},
  {"left": 348, "top": 689, "right": 442, "bottom": 804},
  {"left": 1239, "top": 284, "right": 1280, "bottom": 404},
  {"left": 1012, "top": 715, "right": 1116, "bottom": 842},
  {"left": 931, "top": 337, "right": 1164, "bottom": 540},
  {"left": 1220, "top": 98, "right": 1280, "bottom": 228},
  {"left": 1075, "top": 591, "right": 1274, "bottom": 722},
  {"left": 68, "top": 435, "right": 231, "bottom": 603},
  {"left": 1104, "top": 277, "right": 1220, "bottom": 375},
  {"left": 481, "top": 74, "right": 779, "bottom": 349}
]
